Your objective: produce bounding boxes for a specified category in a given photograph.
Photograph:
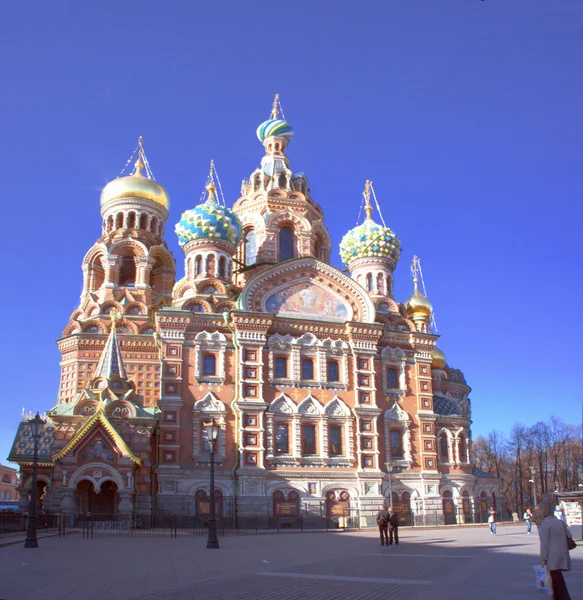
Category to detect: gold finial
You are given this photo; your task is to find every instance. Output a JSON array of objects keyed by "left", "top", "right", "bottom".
[
  {"left": 364, "top": 180, "right": 373, "bottom": 220},
  {"left": 206, "top": 159, "right": 217, "bottom": 200},
  {"left": 134, "top": 136, "right": 145, "bottom": 177},
  {"left": 110, "top": 308, "right": 121, "bottom": 331},
  {"left": 271, "top": 93, "right": 280, "bottom": 119},
  {"left": 411, "top": 255, "right": 420, "bottom": 293}
]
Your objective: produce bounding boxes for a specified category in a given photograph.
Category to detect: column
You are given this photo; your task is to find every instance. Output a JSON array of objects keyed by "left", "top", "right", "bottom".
[
  {"left": 134, "top": 256, "right": 156, "bottom": 289},
  {"left": 103, "top": 256, "right": 120, "bottom": 288}
]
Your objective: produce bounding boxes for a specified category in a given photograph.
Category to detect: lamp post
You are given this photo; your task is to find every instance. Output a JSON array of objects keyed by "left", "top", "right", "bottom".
[
  {"left": 384, "top": 461, "right": 393, "bottom": 507},
  {"left": 529, "top": 466, "right": 538, "bottom": 508},
  {"left": 204, "top": 419, "right": 221, "bottom": 549},
  {"left": 25, "top": 413, "right": 46, "bottom": 548}
]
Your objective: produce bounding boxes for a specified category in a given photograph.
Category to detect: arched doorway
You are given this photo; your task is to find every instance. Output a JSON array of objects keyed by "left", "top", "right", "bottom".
[
  {"left": 195, "top": 489, "right": 223, "bottom": 518},
  {"left": 442, "top": 490, "right": 457, "bottom": 525},
  {"left": 76, "top": 480, "right": 119, "bottom": 516},
  {"left": 478, "top": 491, "right": 489, "bottom": 523}
]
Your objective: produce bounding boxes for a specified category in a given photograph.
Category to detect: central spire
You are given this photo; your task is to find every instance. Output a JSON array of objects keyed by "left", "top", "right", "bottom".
[{"left": 92, "top": 309, "right": 128, "bottom": 381}]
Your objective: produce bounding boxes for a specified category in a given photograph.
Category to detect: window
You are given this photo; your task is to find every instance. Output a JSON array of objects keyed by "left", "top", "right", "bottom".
[
  {"left": 275, "top": 424, "right": 289, "bottom": 454},
  {"left": 302, "top": 358, "right": 314, "bottom": 380},
  {"left": 459, "top": 437, "right": 467, "bottom": 462},
  {"left": 387, "top": 367, "right": 398, "bottom": 388},
  {"left": 302, "top": 425, "right": 317, "bottom": 455},
  {"left": 439, "top": 434, "right": 449, "bottom": 459},
  {"left": 203, "top": 354, "right": 216, "bottom": 376},
  {"left": 275, "top": 357, "right": 287, "bottom": 378},
  {"left": 390, "top": 430, "right": 403, "bottom": 458},
  {"left": 278, "top": 227, "right": 295, "bottom": 262},
  {"left": 327, "top": 361, "right": 339, "bottom": 382},
  {"left": 366, "top": 273, "right": 373, "bottom": 291},
  {"left": 244, "top": 230, "right": 257, "bottom": 266},
  {"left": 329, "top": 426, "right": 343, "bottom": 456},
  {"left": 218, "top": 256, "right": 226, "bottom": 277}
]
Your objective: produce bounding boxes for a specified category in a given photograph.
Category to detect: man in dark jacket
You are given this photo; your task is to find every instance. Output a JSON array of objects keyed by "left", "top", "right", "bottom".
[
  {"left": 376, "top": 504, "right": 390, "bottom": 546},
  {"left": 388, "top": 506, "right": 399, "bottom": 545}
]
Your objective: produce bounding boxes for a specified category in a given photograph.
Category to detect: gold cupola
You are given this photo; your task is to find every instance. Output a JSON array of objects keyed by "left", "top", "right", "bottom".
[
  {"left": 431, "top": 347, "right": 446, "bottom": 370},
  {"left": 100, "top": 138, "right": 170, "bottom": 210},
  {"left": 404, "top": 259, "right": 433, "bottom": 318}
]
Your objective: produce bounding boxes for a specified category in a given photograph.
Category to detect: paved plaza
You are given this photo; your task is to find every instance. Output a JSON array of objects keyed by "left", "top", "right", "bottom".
[{"left": 0, "top": 525, "right": 581, "bottom": 600}]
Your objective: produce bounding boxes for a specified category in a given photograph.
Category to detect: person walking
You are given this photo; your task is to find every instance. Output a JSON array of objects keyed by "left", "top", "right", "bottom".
[
  {"left": 554, "top": 504, "right": 566, "bottom": 522},
  {"left": 488, "top": 506, "right": 496, "bottom": 535},
  {"left": 388, "top": 506, "right": 399, "bottom": 545},
  {"left": 539, "top": 501, "right": 572, "bottom": 599},
  {"left": 376, "top": 504, "right": 390, "bottom": 546},
  {"left": 524, "top": 507, "right": 533, "bottom": 534}
]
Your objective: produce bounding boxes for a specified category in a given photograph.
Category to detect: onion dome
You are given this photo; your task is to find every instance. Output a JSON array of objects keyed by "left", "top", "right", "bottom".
[
  {"left": 405, "top": 280, "right": 433, "bottom": 318},
  {"left": 339, "top": 182, "right": 401, "bottom": 266},
  {"left": 100, "top": 157, "right": 170, "bottom": 210},
  {"left": 256, "top": 94, "right": 294, "bottom": 142},
  {"left": 175, "top": 180, "right": 242, "bottom": 248},
  {"left": 432, "top": 347, "right": 446, "bottom": 370}
]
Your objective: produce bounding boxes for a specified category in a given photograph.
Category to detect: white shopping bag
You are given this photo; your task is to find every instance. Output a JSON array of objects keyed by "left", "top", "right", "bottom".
[{"left": 533, "top": 565, "right": 553, "bottom": 595}]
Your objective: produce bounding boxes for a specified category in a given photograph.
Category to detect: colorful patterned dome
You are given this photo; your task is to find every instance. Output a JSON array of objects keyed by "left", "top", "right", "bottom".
[
  {"left": 256, "top": 118, "right": 294, "bottom": 143},
  {"left": 340, "top": 219, "right": 401, "bottom": 266},
  {"left": 175, "top": 184, "right": 242, "bottom": 248}
]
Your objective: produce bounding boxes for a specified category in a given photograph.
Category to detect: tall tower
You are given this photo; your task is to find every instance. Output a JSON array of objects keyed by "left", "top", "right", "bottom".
[
  {"left": 339, "top": 180, "right": 401, "bottom": 297},
  {"left": 59, "top": 139, "right": 176, "bottom": 406},
  {"left": 232, "top": 95, "right": 332, "bottom": 286}
]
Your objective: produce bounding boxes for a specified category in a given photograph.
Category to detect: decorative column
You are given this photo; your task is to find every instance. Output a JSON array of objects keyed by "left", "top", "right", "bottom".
[
  {"left": 134, "top": 256, "right": 156, "bottom": 289},
  {"left": 103, "top": 256, "right": 120, "bottom": 288}
]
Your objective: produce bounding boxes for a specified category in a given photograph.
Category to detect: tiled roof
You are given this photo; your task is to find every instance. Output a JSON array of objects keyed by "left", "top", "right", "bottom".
[{"left": 433, "top": 395, "right": 462, "bottom": 416}]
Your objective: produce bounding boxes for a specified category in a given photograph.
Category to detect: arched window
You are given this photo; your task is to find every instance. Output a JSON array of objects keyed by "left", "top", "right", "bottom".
[
  {"left": 195, "top": 255, "right": 202, "bottom": 276},
  {"left": 459, "top": 437, "right": 467, "bottom": 462},
  {"left": 139, "top": 213, "right": 148, "bottom": 230},
  {"left": 439, "top": 433, "right": 449, "bottom": 460},
  {"left": 119, "top": 255, "right": 136, "bottom": 287},
  {"left": 218, "top": 256, "right": 226, "bottom": 277},
  {"left": 1, "top": 474, "right": 11, "bottom": 484},
  {"left": 314, "top": 238, "right": 321, "bottom": 259},
  {"left": 327, "top": 360, "right": 339, "bottom": 382},
  {"left": 301, "top": 358, "right": 314, "bottom": 380},
  {"left": 107, "top": 215, "right": 114, "bottom": 232},
  {"left": 254, "top": 174, "right": 261, "bottom": 191},
  {"left": 278, "top": 173, "right": 286, "bottom": 189},
  {"left": 366, "top": 273, "right": 373, "bottom": 291},
  {"left": 150, "top": 216, "right": 158, "bottom": 233},
  {"left": 203, "top": 354, "right": 216, "bottom": 376},
  {"left": 244, "top": 230, "right": 257, "bottom": 266},
  {"left": 275, "top": 357, "right": 287, "bottom": 378},
  {"left": 377, "top": 273, "right": 384, "bottom": 294},
  {"left": 127, "top": 212, "right": 136, "bottom": 228},
  {"left": 386, "top": 367, "right": 398, "bottom": 389},
  {"left": 278, "top": 227, "right": 295, "bottom": 262},
  {"left": 206, "top": 254, "right": 216, "bottom": 277},
  {"left": 115, "top": 213, "right": 123, "bottom": 229},
  {"left": 390, "top": 430, "right": 403, "bottom": 457}
]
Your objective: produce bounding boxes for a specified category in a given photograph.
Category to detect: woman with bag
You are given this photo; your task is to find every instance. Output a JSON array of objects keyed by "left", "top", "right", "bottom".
[{"left": 539, "top": 501, "right": 572, "bottom": 599}]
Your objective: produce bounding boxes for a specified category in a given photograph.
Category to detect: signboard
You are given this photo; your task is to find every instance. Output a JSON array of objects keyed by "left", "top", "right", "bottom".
[
  {"left": 275, "top": 502, "right": 299, "bottom": 517},
  {"left": 329, "top": 501, "right": 349, "bottom": 517},
  {"left": 196, "top": 500, "right": 210, "bottom": 516},
  {"left": 562, "top": 502, "right": 582, "bottom": 526}
]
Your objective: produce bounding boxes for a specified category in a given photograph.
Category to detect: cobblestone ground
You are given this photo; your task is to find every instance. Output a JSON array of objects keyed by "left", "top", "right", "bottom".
[{"left": 0, "top": 525, "right": 581, "bottom": 600}]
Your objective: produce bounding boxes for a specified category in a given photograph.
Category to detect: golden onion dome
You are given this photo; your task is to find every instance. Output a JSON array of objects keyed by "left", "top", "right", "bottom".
[
  {"left": 100, "top": 158, "right": 170, "bottom": 210},
  {"left": 405, "top": 284, "right": 433, "bottom": 318},
  {"left": 432, "top": 347, "right": 446, "bottom": 370}
]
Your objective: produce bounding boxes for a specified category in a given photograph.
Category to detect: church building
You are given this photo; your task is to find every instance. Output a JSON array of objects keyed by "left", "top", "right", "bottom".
[{"left": 9, "top": 98, "right": 499, "bottom": 525}]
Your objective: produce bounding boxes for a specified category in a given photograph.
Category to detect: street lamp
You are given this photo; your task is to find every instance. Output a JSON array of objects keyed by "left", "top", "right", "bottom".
[
  {"left": 384, "top": 461, "right": 393, "bottom": 507},
  {"left": 25, "top": 413, "right": 46, "bottom": 548},
  {"left": 529, "top": 466, "right": 538, "bottom": 508},
  {"left": 204, "top": 419, "right": 221, "bottom": 549}
]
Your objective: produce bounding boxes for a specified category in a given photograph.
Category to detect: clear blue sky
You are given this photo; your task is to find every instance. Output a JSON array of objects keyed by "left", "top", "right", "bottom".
[{"left": 1, "top": 1, "right": 582, "bottom": 463}]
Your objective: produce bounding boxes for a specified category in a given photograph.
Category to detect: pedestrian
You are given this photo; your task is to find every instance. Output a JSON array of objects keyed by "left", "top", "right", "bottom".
[
  {"left": 539, "top": 501, "right": 572, "bottom": 600},
  {"left": 388, "top": 506, "right": 399, "bottom": 545},
  {"left": 376, "top": 503, "right": 389, "bottom": 546},
  {"left": 524, "top": 507, "right": 533, "bottom": 534},
  {"left": 488, "top": 506, "right": 496, "bottom": 535},
  {"left": 534, "top": 504, "right": 544, "bottom": 537},
  {"left": 554, "top": 504, "right": 566, "bottom": 522}
]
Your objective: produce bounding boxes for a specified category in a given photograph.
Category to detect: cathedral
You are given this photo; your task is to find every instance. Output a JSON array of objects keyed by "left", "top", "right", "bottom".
[{"left": 9, "top": 97, "right": 499, "bottom": 526}]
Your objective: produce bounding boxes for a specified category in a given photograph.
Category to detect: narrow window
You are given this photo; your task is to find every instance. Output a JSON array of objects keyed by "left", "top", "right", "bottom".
[
  {"left": 327, "top": 361, "right": 339, "bottom": 382},
  {"left": 203, "top": 354, "right": 216, "bottom": 376},
  {"left": 245, "top": 230, "right": 257, "bottom": 266},
  {"left": 275, "top": 424, "right": 289, "bottom": 454},
  {"left": 119, "top": 256, "right": 136, "bottom": 286},
  {"left": 329, "top": 426, "right": 343, "bottom": 456},
  {"left": 366, "top": 273, "right": 373, "bottom": 291},
  {"left": 387, "top": 367, "right": 398, "bottom": 388},
  {"left": 218, "top": 256, "right": 226, "bottom": 277},
  {"left": 377, "top": 273, "right": 384, "bottom": 294},
  {"left": 279, "top": 227, "right": 294, "bottom": 262},
  {"left": 195, "top": 255, "right": 202, "bottom": 276},
  {"left": 459, "top": 437, "right": 467, "bottom": 462},
  {"left": 440, "top": 434, "right": 449, "bottom": 459},
  {"left": 302, "top": 424, "right": 317, "bottom": 455},
  {"left": 390, "top": 430, "right": 403, "bottom": 458},
  {"left": 302, "top": 358, "right": 314, "bottom": 380},
  {"left": 278, "top": 173, "right": 286, "bottom": 189},
  {"left": 275, "top": 357, "right": 287, "bottom": 378}
]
